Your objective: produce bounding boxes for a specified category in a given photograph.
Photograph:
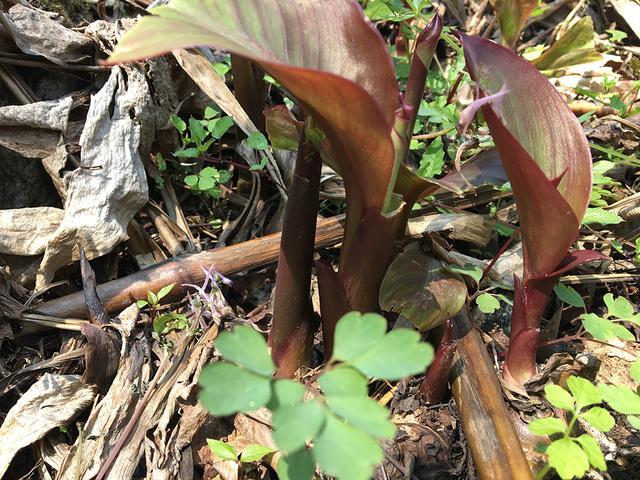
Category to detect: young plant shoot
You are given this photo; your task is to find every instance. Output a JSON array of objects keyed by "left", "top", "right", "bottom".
[{"left": 107, "top": 0, "right": 601, "bottom": 388}]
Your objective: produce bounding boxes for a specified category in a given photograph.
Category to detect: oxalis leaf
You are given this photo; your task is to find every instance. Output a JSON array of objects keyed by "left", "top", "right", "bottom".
[
  {"left": 460, "top": 34, "right": 592, "bottom": 278},
  {"left": 331, "top": 312, "right": 434, "bottom": 380},
  {"left": 215, "top": 326, "right": 274, "bottom": 376},
  {"left": 107, "top": 0, "right": 399, "bottom": 250},
  {"left": 199, "top": 363, "right": 272, "bottom": 416},
  {"left": 313, "top": 413, "right": 383, "bottom": 480}
]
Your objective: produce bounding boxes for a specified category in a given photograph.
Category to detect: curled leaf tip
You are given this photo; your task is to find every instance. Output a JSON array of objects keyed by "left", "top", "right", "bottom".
[
  {"left": 414, "top": 14, "right": 444, "bottom": 65},
  {"left": 457, "top": 84, "right": 509, "bottom": 136}
]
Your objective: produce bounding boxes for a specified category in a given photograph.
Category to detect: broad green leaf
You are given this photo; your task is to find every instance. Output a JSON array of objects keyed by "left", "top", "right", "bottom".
[
  {"left": 200, "top": 166, "right": 220, "bottom": 179},
  {"left": 199, "top": 363, "right": 272, "bottom": 416},
  {"left": 277, "top": 448, "right": 315, "bottom": 480},
  {"left": 272, "top": 402, "right": 326, "bottom": 453},
  {"left": 332, "top": 312, "right": 388, "bottom": 364},
  {"left": 207, "top": 439, "right": 237, "bottom": 461},
  {"left": 318, "top": 366, "right": 368, "bottom": 397},
  {"left": 136, "top": 299, "right": 148, "bottom": 309},
  {"left": 447, "top": 263, "right": 483, "bottom": 285},
  {"left": 547, "top": 438, "right": 590, "bottom": 480},
  {"left": 313, "top": 413, "right": 383, "bottom": 480},
  {"left": 215, "top": 326, "right": 275, "bottom": 376},
  {"left": 580, "top": 407, "right": 614, "bottom": 432},
  {"left": 379, "top": 244, "right": 467, "bottom": 331},
  {"left": 184, "top": 175, "right": 199, "bottom": 187},
  {"left": 198, "top": 176, "right": 217, "bottom": 191},
  {"left": 174, "top": 147, "right": 200, "bottom": 158},
  {"left": 108, "top": 0, "right": 401, "bottom": 251},
  {"left": 628, "top": 415, "right": 640, "bottom": 430},
  {"left": 268, "top": 380, "right": 305, "bottom": 410},
  {"left": 460, "top": 35, "right": 592, "bottom": 278},
  {"left": 326, "top": 396, "right": 396, "bottom": 439},
  {"left": 630, "top": 360, "right": 640, "bottom": 383},
  {"left": 575, "top": 434, "right": 607, "bottom": 471},
  {"left": 554, "top": 284, "right": 585, "bottom": 308},
  {"left": 527, "top": 417, "right": 566, "bottom": 436},
  {"left": 581, "top": 313, "right": 635, "bottom": 342},
  {"left": 567, "top": 376, "right": 601, "bottom": 410},
  {"left": 246, "top": 131, "right": 269, "bottom": 150},
  {"left": 418, "top": 137, "right": 445, "bottom": 178},
  {"left": 544, "top": 384, "right": 575, "bottom": 412},
  {"left": 604, "top": 293, "right": 635, "bottom": 319},
  {"left": 189, "top": 117, "right": 208, "bottom": 142},
  {"left": 204, "top": 105, "right": 219, "bottom": 119},
  {"left": 240, "top": 444, "right": 278, "bottom": 463},
  {"left": 582, "top": 207, "right": 624, "bottom": 226},
  {"left": 349, "top": 329, "right": 434, "bottom": 380},
  {"left": 171, "top": 113, "right": 187, "bottom": 133},
  {"left": 476, "top": 293, "right": 501, "bottom": 314},
  {"left": 156, "top": 283, "right": 175, "bottom": 301},
  {"left": 209, "top": 116, "right": 235, "bottom": 139},
  {"left": 599, "top": 384, "right": 640, "bottom": 415},
  {"left": 532, "top": 17, "right": 601, "bottom": 71}
]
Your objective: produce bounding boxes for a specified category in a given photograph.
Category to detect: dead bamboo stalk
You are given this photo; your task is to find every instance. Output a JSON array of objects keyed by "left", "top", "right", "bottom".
[
  {"left": 450, "top": 307, "right": 533, "bottom": 480},
  {"left": 33, "top": 216, "right": 345, "bottom": 320}
]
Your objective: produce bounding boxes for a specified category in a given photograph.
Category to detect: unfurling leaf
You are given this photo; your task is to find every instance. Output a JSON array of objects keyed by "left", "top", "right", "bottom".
[
  {"left": 460, "top": 33, "right": 592, "bottom": 278},
  {"left": 379, "top": 243, "right": 467, "bottom": 331}
]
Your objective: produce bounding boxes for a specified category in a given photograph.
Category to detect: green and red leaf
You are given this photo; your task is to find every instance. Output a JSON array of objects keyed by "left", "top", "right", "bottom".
[
  {"left": 108, "top": 0, "right": 399, "bottom": 249},
  {"left": 460, "top": 34, "right": 592, "bottom": 277}
]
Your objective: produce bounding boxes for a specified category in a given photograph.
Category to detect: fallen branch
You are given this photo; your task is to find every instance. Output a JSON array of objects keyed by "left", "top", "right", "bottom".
[
  {"left": 450, "top": 307, "right": 533, "bottom": 480},
  {"left": 32, "top": 216, "right": 345, "bottom": 319}
]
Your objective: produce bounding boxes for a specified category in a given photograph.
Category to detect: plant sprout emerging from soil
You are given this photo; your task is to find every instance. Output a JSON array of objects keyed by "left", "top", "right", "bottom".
[{"left": 108, "top": 0, "right": 601, "bottom": 388}]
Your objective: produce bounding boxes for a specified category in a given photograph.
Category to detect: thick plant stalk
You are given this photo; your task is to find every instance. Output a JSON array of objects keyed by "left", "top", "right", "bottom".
[
  {"left": 269, "top": 131, "right": 323, "bottom": 378},
  {"left": 420, "top": 315, "right": 456, "bottom": 403},
  {"left": 31, "top": 216, "right": 345, "bottom": 320},
  {"left": 450, "top": 307, "right": 533, "bottom": 480},
  {"left": 230, "top": 55, "right": 266, "bottom": 132}
]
